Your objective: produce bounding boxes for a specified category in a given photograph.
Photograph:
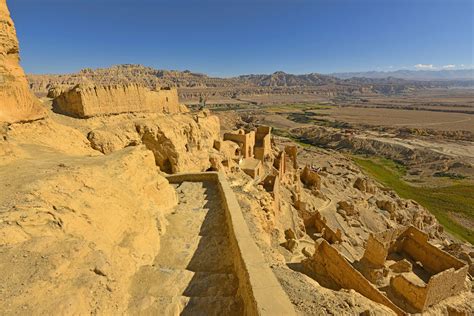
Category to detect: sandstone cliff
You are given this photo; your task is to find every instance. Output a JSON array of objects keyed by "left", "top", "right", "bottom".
[
  {"left": 88, "top": 112, "right": 220, "bottom": 173},
  {"left": 0, "top": 0, "right": 45, "bottom": 123},
  {"left": 53, "top": 83, "right": 185, "bottom": 118}
]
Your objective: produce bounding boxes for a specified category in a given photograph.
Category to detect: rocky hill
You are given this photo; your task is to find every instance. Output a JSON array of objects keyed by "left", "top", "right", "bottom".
[
  {"left": 27, "top": 65, "right": 468, "bottom": 101},
  {"left": 331, "top": 69, "right": 474, "bottom": 81}
]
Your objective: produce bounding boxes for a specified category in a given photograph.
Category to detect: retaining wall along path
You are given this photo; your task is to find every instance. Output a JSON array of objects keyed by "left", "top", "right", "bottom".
[{"left": 166, "top": 172, "right": 296, "bottom": 316}]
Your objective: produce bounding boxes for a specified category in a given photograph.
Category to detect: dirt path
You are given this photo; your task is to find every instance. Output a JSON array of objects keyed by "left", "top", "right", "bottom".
[{"left": 127, "top": 181, "right": 243, "bottom": 315}]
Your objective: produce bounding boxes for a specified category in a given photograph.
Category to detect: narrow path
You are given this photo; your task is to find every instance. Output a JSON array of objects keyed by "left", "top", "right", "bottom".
[{"left": 128, "top": 181, "right": 243, "bottom": 315}]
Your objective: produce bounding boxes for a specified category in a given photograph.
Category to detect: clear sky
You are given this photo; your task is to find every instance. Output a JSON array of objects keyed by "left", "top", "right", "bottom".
[{"left": 8, "top": 0, "right": 474, "bottom": 77}]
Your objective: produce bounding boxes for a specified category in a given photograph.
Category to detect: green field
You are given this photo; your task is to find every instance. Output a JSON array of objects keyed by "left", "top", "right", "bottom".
[{"left": 352, "top": 156, "right": 474, "bottom": 244}]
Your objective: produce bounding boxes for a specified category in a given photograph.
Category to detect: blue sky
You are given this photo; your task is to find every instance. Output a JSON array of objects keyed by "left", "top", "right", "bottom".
[{"left": 8, "top": 0, "right": 474, "bottom": 77}]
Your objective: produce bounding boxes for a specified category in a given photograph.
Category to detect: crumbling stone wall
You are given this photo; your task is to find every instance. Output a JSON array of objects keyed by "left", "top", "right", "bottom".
[
  {"left": 223, "top": 129, "right": 256, "bottom": 158},
  {"left": 254, "top": 126, "right": 271, "bottom": 161},
  {"left": 53, "top": 84, "right": 182, "bottom": 118},
  {"left": 391, "top": 264, "right": 468, "bottom": 312},
  {"left": 262, "top": 174, "right": 281, "bottom": 213},
  {"left": 166, "top": 172, "right": 296, "bottom": 315},
  {"left": 312, "top": 212, "right": 342, "bottom": 244},
  {"left": 300, "top": 165, "right": 321, "bottom": 189},
  {"left": 363, "top": 227, "right": 407, "bottom": 267},
  {"left": 395, "top": 226, "right": 465, "bottom": 274},
  {"left": 304, "top": 240, "right": 405, "bottom": 315},
  {"left": 285, "top": 145, "right": 298, "bottom": 169},
  {"left": 361, "top": 226, "right": 469, "bottom": 312}
]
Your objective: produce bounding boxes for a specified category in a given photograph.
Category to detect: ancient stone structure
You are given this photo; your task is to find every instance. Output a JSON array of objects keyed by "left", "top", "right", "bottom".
[
  {"left": 301, "top": 165, "right": 321, "bottom": 190},
  {"left": 223, "top": 129, "right": 256, "bottom": 158},
  {"left": 304, "top": 240, "right": 405, "bottom": 315},
  {"left": 304, "top": 226, "right": 469, "bottom": 315},
  {"left": 262, "top": 174, "right": 281, "bottom": 212},
  {"left": 240, "top": 157, "right": 264, "bottom": 179},
  {"left": 220, "top": 126, "right": 273, "bottom": 179},
  {"left": 361, "top": 226, "right": 468, "bottom": 312},
  {"left": 214, "top": 139, "right": 241, "bottom": 158},
  {"left": 254, "top": 126, "right": 272, "bottom": 161},
  {"left": 285, "top": 145, "right": 298, "bottom": 169},
  {"left": 223, "top": 126, "right": 272, "bottom": 162},
  {"left": 312, "top": 212, "right": 343, "bottom": 244},
  {"left": 165, "top": 172, "right": 296, "bottom": 315},
  {"left": 53, "top": 84, "right": 183, "bottom": 118},
  {"left": 0, "top": 0, "right": 46, "bottom": 123}
]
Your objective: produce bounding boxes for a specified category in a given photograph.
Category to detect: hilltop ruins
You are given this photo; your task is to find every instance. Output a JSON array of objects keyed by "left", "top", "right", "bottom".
[{"left": 0, "top": 0, "right": 473, "bottom": 314}]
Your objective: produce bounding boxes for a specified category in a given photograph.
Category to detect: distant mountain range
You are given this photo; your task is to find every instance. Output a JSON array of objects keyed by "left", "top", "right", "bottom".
[
  {"left": 27, "top": 65, "right": 474, "bottom": 100},
  {"left": 330, "top": 69, "right": 474, "bottom": 81}
]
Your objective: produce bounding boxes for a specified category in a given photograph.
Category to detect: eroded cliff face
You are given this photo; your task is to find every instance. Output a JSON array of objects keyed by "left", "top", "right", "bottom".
[
  {"left": 0, "top": 0, "right": 45, "bottom": 123},
  {"left": 88, "top": 112, "right": 221, "bottom": 173},
  {"left": 53, "top": 83, "right": 186, "bottom": 118}
]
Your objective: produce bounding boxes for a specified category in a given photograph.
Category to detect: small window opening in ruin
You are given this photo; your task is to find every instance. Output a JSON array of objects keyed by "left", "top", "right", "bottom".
[{"left": 166, "top": 97, "right": 169, "bottom": 102}]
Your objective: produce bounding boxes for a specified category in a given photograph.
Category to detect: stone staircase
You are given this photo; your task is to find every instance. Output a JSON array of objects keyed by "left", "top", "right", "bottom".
[{"left": 128, "top": 181, "right": 243, "bottom": 315}]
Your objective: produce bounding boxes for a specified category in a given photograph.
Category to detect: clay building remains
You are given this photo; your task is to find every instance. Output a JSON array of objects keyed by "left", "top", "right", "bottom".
[
  {"left": 240, "top": 157, "right": 264, "bottom": 180},
  {"left": 53, "top": 84, "right": 183, "bottom": 118},
  {"left": 221, "top": 127, "right": 273, "bottom": 180},
  {"left": 223, "top": 129, "right": 256, "bottom": 159},
  {"left": 303, "top": 225, "right": 469, "bottom": 315},
  {"left": 254, "top": 126, "right": 272, "bottom": 161}
]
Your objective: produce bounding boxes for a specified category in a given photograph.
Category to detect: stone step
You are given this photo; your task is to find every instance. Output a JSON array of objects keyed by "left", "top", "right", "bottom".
[{"left": 140, "top": 267, "right": 238, "bottom": 298}]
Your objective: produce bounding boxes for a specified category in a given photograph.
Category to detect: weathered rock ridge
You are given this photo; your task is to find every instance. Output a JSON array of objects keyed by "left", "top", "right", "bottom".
[
  {"left": 0, "top": 0, "right": 45, "bottom": 123},
  {"left": 53, "top": 83, "right": 185, "bottom": 118},
  {"left": 88, "top": 112, "right": 220, "bottom": 173}
]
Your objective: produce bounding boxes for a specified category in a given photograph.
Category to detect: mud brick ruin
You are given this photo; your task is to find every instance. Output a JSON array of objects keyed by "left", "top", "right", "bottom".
[
  {"left": 303, "top": 226, "right": 468, "bottom": 315},
  {"left": 222, "top": 127, "right": 273, "bottom": 179}
]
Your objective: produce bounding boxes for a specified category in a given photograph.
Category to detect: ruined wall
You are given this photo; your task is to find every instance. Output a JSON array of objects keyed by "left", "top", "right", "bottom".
[
  {"left": 240, "top": 158, "right": 263, "bottom": 179},
  {"left": 424, "top": 266, "right": 468, "bottom": 309},
  {"left": 363, "top": 235, "right": 389, "bottom": 267},
  {"left": 53, "top": 84, "right": 182, "bottom": 118},
  {"left": 254, "top": 126, "right": 271, "bottom": 161},
  {"left": 285, "top": 145, "right": 298, "bottom": 169},
  {"left": 391, "top": 265, "right": 468, "bottom": 312},
  {"left": 0, "top": 0, "right": 45, "bottom": 123},
  {"left": 166, "top": 172, "right": 296, "bottom": 316},
  {"left": 363, "top": 227, "right": 406, "bottom": 267},
  {"left": 390, "top": 275, "right": 428, "bottom": 312},
  {"left": 300, "top": 165, "right": 321, "bottom": 189},
  {"left": 305, "top": 240, "right": 404, "bottom": 315},
  {"left": 398, "top": 226, "right": 465, "bottom": 274},
  {"left": 313, "top": 212, "right": 342, "bottom": 244},
  {"left": 223, "top": 130, "right": 255, "bottom": 158},
  {"left": 262, "top": 174, "right": 281, "bottom": 213}
]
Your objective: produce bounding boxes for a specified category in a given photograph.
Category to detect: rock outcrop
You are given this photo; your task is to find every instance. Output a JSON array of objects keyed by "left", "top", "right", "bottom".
[
  {"left": 0, "top": 0, "right": 45, "bottom": 123},
  {"left": 53, "top": 83, "right": 185, "bottom": 118},
  {"left": 0, "top": 144, "right": 177, "bottom": 314},
  {"left": 88, "top": 112, "right": 220, "bottom": 173}
]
